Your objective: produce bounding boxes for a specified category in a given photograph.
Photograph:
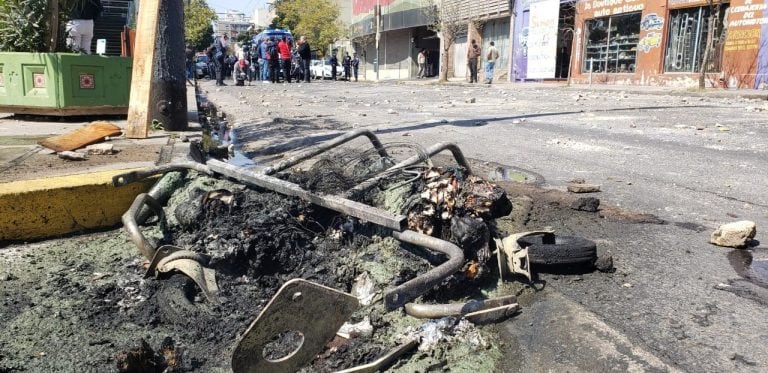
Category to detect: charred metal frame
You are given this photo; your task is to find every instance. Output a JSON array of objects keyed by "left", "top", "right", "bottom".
[{"left": 115, "top": 130, "right": 477, "bottom": 311}]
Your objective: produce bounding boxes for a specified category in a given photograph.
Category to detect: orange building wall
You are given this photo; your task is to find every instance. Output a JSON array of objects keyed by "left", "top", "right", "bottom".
[{"left": 570, "top": 0, "right": 766, "bottom": 87}]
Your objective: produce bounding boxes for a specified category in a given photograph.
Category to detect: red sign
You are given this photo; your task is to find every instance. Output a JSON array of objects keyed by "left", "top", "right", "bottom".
[{"left": 353, "top": 0, "right": 395, "bottom": 15}]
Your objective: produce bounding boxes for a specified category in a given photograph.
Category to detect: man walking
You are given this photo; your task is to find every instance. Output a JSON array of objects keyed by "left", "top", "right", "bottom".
[
  {"left": 484, "top": 41, "right": 499, "bottom": 84},
  {"left": 278, "top": 36, "right": 292, "bottom": 83},
  {"left": 351, "top": 53, "right": 360, "bottom": 82},
  {"left": 467, "top": 39, "right": 480, "bottom": 83},
  {"left": 416, "top": 49, "right": 426, "bottom": 78},
  {"left": 185, "top": 44, "right": 195, "bottom": 81},
  {"left": 342, "top": 53, "right": 352, "bottom": 81},
  {"left": 66, "top": 0, "right": 103, "bottom": 54},
  {"left": 297, "top": 36, "right": 311, "bottom": 83},
  {"left": 211, "top": 33, "right": 229, "bottom": 86},
  {"left": 329, "top": 53, "right": 338, "bottom": 81}
]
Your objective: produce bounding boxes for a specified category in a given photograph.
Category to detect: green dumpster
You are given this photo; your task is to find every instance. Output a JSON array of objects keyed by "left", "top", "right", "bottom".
[{"left": 0, "top": 52, "right": 131, "bottom": 116}]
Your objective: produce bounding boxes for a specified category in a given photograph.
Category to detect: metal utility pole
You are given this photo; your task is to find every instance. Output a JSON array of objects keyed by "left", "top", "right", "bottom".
[{"left": 375, "top": 0, "right": 380, "bottom": 81}]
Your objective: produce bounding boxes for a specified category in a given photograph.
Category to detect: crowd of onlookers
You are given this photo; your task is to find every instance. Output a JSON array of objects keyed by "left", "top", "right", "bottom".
[{"left": 185, "top": 33, "right": 362, "bottom": 86}]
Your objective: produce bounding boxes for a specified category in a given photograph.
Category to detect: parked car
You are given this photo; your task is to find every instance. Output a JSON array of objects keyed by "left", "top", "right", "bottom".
[
  {"left": 195, "top": 54, "right": 209, "bottom": 79},
  {"left": 310, "top": 59, "right": 342, "bottom": 79}
]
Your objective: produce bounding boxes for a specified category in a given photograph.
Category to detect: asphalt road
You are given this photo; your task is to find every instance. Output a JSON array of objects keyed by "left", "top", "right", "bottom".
[{"left": 204, "top": 79, "right": 768, "bottom": 372}]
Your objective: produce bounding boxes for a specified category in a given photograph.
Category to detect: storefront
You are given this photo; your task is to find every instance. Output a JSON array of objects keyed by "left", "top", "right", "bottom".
[
  {"left": 570, "top": 0, "right": 768, "bottom": 88},
  {"left": 513, "top": 0, "right": 577, "bottom": 81}
]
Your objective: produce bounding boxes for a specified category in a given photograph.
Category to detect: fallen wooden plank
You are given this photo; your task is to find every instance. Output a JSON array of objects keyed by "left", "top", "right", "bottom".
[
  {"left": 125, "top": 0, "right": 162, "bottom": 138},
  {"left": 37, "top": 121, "right": 122, "bottom": 152}
]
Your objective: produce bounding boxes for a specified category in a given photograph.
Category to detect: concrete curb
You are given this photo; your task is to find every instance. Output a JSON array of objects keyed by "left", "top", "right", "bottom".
[{"left": 0, "top": 169, "right": 157, "bottom": 242}]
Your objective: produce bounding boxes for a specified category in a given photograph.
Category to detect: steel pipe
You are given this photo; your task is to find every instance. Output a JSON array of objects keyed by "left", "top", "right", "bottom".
[
  {"left": 112, "top": 161, "right": 213, "bottom": 187},
  {"left": 122, "top": 193, "right": 166, "bottom": 259},
  {"left": 385, "top": 230, "right": 465, "bottom": 310},
  {"left": 345, "top": 142, "right": 473, "bottom": 198},
  {"left": 262, "top": 129, "right": 389, "bottom": 175},
  {"left": 207, "top": 159, "right": 407, "bottom": 231},
  {"left": 403, "top": 295, "right": 518, "bottom": 319}
]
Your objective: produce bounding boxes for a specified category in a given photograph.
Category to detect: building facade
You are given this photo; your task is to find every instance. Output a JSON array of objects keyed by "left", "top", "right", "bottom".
[
  {"left": 213, "top": 11, "right": 253, "bottom": 39},
  {"left": 512, "top": 0, "right": 767, "bottom": 88},
  {"left": 349, "top": 0, "right": 437, "bottom": 80},
  {"left": 444, "top": 0, "right": 514, "bottom": 81}
]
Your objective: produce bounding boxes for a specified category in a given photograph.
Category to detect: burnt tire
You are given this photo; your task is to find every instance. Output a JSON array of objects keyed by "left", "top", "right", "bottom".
[{"left": 519, "top": 234, "right": 597, "bottom": 266}]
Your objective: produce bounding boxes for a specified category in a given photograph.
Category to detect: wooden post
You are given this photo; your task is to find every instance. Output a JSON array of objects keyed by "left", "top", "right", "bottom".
[
  {"left": 126, "top": 0, "right": 162, "bottom": 138},
  {"left": 126, "top": 0, "right": 188, "bottom": 138}
]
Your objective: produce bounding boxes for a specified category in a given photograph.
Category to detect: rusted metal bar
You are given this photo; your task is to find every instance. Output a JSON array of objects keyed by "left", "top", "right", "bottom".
[
  {"left": 261, "top": 129, "right": 389, "bottom": 175},
  {"left": 207, "top": 159, "right": 407, "bottom": 231},
  {"left": 122, "top": 193, "right": 166, "bottom": 259},
  {"left": 386, "top": 230, "right": 465, "bottom": 310},
  {"left": 344, "top": 142, "right": 473, "bottom": 198},
  {"left": 403, "top": 295, "right": 518, "bottom": 319}
]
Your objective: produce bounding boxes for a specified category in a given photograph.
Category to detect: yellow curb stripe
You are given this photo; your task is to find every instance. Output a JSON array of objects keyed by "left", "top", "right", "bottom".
[{"left": 0, "top": 169, "right": 156, "bottom": 241}]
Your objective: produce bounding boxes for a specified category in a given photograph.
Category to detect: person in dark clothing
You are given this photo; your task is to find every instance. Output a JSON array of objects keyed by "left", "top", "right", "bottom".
[
  {"left": 185, "top": 44, "right": 195, "bottom": 80},
  {"left": 267, "top": 38, "right": 280, "bottom": 83},
  {"left": 329, "top": 53, "right": 338, "bottom": 81},
  {"left": 297, "top": 36, "right": 311, "bottom": 83},
  {"left": 467, "top": 39, "right": 480, "bottom": 83},
  {"left": 211, "top": 33, "right": 229, "bottom": 86},
  {"left": 342, "top": 53, "right": 352, "bottom": 81},
  {"left": 66, "top": 0, "right": 103, "bottom": 54},
  {"left": 351, "top": 53, "right": 360, "bottom": 82}
]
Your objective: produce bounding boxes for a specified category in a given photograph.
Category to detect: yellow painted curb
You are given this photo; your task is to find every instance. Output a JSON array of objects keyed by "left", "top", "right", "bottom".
[{"left": 0, "top": 169, "right": 156, "bottom": 241}]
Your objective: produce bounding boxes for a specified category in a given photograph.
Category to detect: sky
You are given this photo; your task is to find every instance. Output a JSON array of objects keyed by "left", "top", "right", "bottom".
[{"left": 208, "top": 0, "right": 269, "bottom": 16}]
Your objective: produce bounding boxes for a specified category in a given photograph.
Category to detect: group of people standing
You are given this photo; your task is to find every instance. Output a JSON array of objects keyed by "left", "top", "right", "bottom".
[
  {"left": 205, "top": 33, "right": 314, "bottom": 86},
  {"left": 329, "top": 52, "right": 361, "bottom": 82},
  {"left": 467, "top": 39, "right": 499, "bottom": 84}
]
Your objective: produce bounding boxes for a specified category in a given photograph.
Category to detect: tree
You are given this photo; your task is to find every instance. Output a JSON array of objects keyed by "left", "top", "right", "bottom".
[
  {"left": 184, "top": 0, "right": 216, "bottom": 51},
  {"left": 423, "top": 0, "right": 467, "bottom": 82},
  {"left": 0, "top": 0, "right": 84, "bottom": 52},
  {"left": 271, "top": 0, "right": 343, "bottom": 57}
]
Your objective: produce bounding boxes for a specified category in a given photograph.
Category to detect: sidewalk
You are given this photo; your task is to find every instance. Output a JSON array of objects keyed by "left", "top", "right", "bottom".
[
  {"left": 0, "top": 84, "right": 201, "bottom": 242},
  {"left": 397, "top": 77, "right": 768, "bottom": 100}
]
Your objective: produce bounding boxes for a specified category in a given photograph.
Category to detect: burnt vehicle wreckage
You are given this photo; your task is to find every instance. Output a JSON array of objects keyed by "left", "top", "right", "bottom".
[{"left": 111, "top": 128, "right": 613, "bottom": 372}]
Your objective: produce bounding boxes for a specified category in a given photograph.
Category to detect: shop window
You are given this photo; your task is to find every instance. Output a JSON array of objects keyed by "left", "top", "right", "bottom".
[
  {"left": 664, "top": 5, "right": 729, "bottom": 73},
  {"left": 582, "top": 12, "right": 641, "bottom": 73}
]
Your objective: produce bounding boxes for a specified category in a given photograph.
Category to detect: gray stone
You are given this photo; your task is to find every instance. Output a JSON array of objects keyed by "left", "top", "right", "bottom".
[
  {"left": 58, "top": 151, "right": 87, "bottom": 161},
  {"left": 571, "top": 197, "right": 600, "bottom": 212},
  {"left": 567, "top": 183, "right": 601, "bottom": 193},
  {"left": 710, "top": 220, "right": 756, "bottom": 248},
  {"left": 466, "top": 97, "right": 476, "bottom": 103},
  {"left": 85, "top": 143, "right": 115, "bottom": 155}
]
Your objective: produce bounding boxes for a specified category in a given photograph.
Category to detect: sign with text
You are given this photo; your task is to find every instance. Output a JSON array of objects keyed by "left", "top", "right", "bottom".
[
  {"left": 527, "top": 0, "right": 559, "bottom": 79},
  {"left": 583, "top": 0, "right": 644, "bottom": 18}
]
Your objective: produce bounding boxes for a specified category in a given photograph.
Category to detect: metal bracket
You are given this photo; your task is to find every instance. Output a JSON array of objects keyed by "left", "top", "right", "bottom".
[
  {"left": 494, "top": 229, "right": 554, "bottom": 282},
  {"left": 145, "top": 245, "right": 219, "bottom": 303},
  {"left": 231, "top": 279, "right": 359, "bottom": 373}
]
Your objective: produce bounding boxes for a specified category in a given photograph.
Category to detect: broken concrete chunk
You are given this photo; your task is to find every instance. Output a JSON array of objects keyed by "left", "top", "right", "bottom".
[
  {"left": 58, "top": 151, "right": 88, "bottom": 161},
  {"left": 570, "top": 197, "right": 600, "bottom": 212},
  {"left": 85, "top": 143, "right": 115, "bottom": 155},
  {"left": 567, "top": 183, "right": 601, "bottom": 193},
  {"left": 710, "top": 220, "right": 756, "bottom": 248},
  {"left": 465, "top": 97, "right": 476, "bottom": 103}
]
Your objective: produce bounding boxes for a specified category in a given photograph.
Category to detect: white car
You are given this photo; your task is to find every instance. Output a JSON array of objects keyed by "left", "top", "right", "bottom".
[{"left": 310, "top": 59, "right": 342, "bottom": 79}]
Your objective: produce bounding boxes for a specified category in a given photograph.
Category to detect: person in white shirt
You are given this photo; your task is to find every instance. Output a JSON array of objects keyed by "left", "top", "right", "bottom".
[{"left": 484, "top": 41, "right": 499, "bottom": 84}]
